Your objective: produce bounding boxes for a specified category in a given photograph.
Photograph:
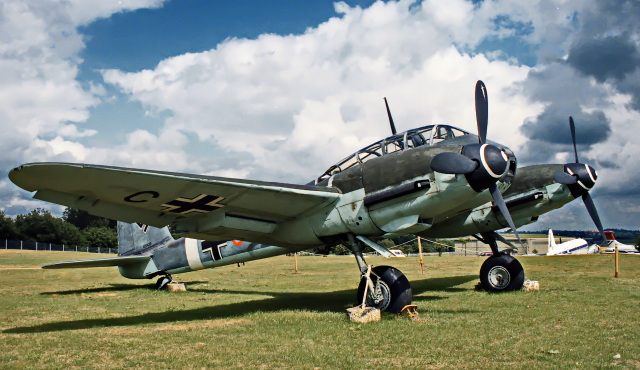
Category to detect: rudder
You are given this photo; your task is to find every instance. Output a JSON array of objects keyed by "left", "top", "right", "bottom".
[
  {"left": 547, "top": 229, "right": 556, "bottom": 254},
  {"left": 117, "top": 222, "right": 174, "bottom": 256}
]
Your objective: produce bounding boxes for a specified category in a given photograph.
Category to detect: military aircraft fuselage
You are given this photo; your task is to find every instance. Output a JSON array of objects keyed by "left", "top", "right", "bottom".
[{"left": 267, "top": 125, "right": 518, "bottom": 245}]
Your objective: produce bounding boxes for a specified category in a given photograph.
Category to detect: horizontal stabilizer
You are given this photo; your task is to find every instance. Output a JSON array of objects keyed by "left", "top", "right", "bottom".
[{"left": 42, "top": 255, "right": 151, "bottom": 269}]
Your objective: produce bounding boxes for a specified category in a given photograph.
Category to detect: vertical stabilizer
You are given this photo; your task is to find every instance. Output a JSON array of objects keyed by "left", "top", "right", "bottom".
[
  {"left": 117, "top": 222, "right": 174, "bottom": 256},
  {"left": 604, "top": 231, "right": 616, "bottom": 241},
  {"left": 547, "top": 229, "right": 556, "bottom": 254}
]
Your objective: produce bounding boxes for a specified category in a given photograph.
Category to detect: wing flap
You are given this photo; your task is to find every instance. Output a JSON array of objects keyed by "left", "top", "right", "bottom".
[{"left": 42, "top": 255, "right": 151, "bottom": 269}]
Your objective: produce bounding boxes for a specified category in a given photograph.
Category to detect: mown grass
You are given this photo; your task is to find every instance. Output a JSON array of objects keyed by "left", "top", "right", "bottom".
[{"left": 0, "top": 250, "right": 638, "bottom": 369}]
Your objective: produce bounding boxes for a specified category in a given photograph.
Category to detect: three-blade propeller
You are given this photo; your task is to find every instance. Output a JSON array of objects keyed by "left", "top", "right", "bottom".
[
  {"left": 431, "top": 81, "right": 523, "bottom": 245},
  {"left": 552, "top": 117, "right": 606, "bottom": 241}
]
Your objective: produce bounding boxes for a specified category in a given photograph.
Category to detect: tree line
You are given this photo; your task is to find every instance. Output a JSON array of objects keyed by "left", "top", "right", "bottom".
[{"left": 0, "top": 208, "right": 117, "bottom": 249}]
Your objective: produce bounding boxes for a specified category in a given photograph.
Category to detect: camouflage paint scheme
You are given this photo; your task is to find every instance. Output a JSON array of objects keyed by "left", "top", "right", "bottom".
[{"left": 9, "top": 123, "right": 596, "bottom": 280}]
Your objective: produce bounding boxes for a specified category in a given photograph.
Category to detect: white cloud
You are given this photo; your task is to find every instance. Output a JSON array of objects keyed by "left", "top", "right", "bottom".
[
  {"left": 103, "top": 1, "right": 534, "bottom": 183},
  {"left": 0, "top": 0, "right": 168, "bottom": 215},
  {"left": 65, "top": 0, "right": 165, "bottom": 25}
]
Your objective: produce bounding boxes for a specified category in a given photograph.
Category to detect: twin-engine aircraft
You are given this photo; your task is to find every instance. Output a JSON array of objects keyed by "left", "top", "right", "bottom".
[{"left": 9, "top": 81, "right": 607, "bottom": 313}]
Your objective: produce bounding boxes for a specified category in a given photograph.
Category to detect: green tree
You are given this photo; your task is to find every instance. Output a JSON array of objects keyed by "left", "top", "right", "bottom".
[
  {"left": 63, "top": 208, "right": 113, "bottom": 230},
  {"left": 83, "top": 227, "right": 117, "bottom": 249},
  {"left": 424, "top": 239, "right": 454, "bottom": 256},
  {"left": 332, "top": 244, "right": 351, "bottom": 255},
  {"left": 15, "top": 209, "right": 86, "bottom": 245},
  {"left": 0, "top": 211, "right": 18, "bottom": 240},
  {"left": 378, "top": 239, "right": 395, "bottom": 250}
]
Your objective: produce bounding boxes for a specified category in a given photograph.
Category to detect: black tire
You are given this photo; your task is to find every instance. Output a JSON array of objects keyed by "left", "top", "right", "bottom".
[
  {"left": 356, "top": 266, "right": 412, "bottom": 313},
  {"left": 155, "top": 276, "right": 171, "bottom": 290},
  {"left": 479, "top": 254, "right": 525, "bottom": 292}
]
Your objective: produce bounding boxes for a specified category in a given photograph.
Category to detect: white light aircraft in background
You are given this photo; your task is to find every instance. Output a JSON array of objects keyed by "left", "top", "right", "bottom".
[
  {"left": 599, "top": 231, "right": 639, "bottom": 254},
  {"left": 546, "top": 229, "right": 599, "bottom": 256}
]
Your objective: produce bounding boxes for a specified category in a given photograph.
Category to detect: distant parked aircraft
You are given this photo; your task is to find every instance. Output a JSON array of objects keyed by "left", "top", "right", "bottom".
[
  {"left": 598, "top": 231, "right": 639, "bottom": 254},
  {"left": 546, "top": 229, "right": 599, "bottom": 256}
]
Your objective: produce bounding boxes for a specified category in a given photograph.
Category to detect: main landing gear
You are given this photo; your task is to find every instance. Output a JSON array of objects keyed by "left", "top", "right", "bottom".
[
  {"left": 476, "top": 232, "right": 525, "bottom": 292},
  {"left": 155, "top": 274, "right": 173, "bottom": 290},
  {"left": 347, "top": 235, "right": 412, "bottom": 313}
]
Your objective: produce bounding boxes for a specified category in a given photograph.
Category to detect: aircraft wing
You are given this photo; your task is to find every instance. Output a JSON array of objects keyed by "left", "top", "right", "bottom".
[
  {"left": 10, "top": 163, "right": 340, "bottom": 241},
  {"left": 42, "top": 255, "right": 151, "bottom": 269}
]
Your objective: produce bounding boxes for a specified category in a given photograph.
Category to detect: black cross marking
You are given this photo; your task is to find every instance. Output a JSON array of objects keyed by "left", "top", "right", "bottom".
[
  {"left": 135, "top": 223, "right": 149, "bottom": 233},
  {"left": 202, "top": 242, "right": 225, "bottom": 261},
  {"left": 161, "top": 194, "right": 225, "bottom": 215}
]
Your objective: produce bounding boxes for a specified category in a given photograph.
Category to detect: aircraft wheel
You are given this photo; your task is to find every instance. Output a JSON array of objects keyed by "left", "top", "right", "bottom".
[
  {"left": 356, "top": 266, "right": 412, "bottom": 313},
  {"left": 156, "top": 275, "right": 172, "bottom": 290},
  {"left": 479, "top": 254, "right": 525, "bottom": 292}
]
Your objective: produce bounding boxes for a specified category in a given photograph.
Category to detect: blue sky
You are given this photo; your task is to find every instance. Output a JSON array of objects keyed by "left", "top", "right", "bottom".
[
  {"left": 1, "top": 0, "right": 640, "bottom": 231},
  {"left": 79, "top": 0, "right": 378, "bottom": 73}
]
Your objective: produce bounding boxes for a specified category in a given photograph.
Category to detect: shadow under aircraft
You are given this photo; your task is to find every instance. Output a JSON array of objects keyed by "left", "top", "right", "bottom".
[{"left": 6, "top": 275, "right": 477, "bottom": 334}]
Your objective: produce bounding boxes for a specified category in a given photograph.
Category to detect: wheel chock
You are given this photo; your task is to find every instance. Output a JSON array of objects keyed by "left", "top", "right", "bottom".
[
  {"left": 522, "top": 279, "right": 539, "bottom": 291},
  {"left": 166, "top": 282, "right": 187, "bottom": 292},
  {"left": 398, "top": 304, "right": 419, "bottom": 320},
  {"left": 346, "top": 306, "right": 381, "bottom": 323}
]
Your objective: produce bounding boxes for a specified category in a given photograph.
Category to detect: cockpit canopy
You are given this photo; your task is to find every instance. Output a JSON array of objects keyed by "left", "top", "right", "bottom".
[{"left": 317, "top": 124, "right": 471, "bottom": 182}]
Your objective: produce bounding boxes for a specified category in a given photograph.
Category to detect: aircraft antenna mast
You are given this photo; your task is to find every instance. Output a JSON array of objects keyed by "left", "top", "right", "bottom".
[{"left": 384, "top": 97, "right": 397, "bottom": 135}]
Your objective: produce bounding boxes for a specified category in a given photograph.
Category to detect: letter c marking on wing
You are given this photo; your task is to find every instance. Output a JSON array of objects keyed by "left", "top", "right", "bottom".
[{"left": 124, "top": 191, "right": 160, "bottom": 203}]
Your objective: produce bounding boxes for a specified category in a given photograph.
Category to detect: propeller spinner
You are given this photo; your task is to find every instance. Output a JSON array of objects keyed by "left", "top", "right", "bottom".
[
  {"left": 552, "top": 116, "right": 606, "bottom": 241},
  {"left": 430, "top": 81, "right": 522, "bottom": 244}
]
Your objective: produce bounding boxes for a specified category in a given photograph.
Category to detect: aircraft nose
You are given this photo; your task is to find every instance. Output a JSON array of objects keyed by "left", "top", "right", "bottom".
[
  {"left": 565, "top": 163, "right": 598, "bottom": 197},
  {"left": 461, "top": 143, "right": 510, "bottom": 192},
  {"left": 553, "top": 162, "right": 598, "bottom": 197}
]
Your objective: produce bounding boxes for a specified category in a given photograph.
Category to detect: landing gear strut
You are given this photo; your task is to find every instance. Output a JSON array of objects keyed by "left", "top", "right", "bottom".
[
  {"left": 346, "top": 235, "right": 412, "bottom": 313},
  {"left": 155, "top": 274, "right": 172, "bottom": 290},
  {"left": 476, "top": 232, "right": 525, "bottom": 292}
]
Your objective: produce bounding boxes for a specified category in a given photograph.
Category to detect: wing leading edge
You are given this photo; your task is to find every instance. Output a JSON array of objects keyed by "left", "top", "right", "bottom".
[{"left": 10, "top": 163, "right": 341, "bottom": 241}]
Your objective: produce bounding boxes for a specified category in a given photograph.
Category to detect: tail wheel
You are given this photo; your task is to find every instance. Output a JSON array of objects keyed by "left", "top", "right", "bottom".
[
  {"left": 155, "top": 275, "right": 172, "bottom": 290},
  {"left": 356, "top": 265, "right": 412, "bottom": 313},
  {"left": 479, "top": 254, "right": 525, "bottom": 292}
]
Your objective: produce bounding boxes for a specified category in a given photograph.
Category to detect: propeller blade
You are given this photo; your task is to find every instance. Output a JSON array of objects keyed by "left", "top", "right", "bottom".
[
  {"left": 489, "top": 183, "right": 523, "bottom": 246},
  {"left": 553, "top": 170, "right": 578, "bottom": 185},
  {"left": 569, "top": 116, "right": 579, "bottom": 163},
  {"left": 384, "top": 97, "right": 397, "bottom": 135},
  {"left": 582, "top": 192, "right": 606, "bottom": 241},
  {"left": 475, "top": 80, "right": 488, "bottom": 144},
  {"left": 430, "top": 152, "right": 479, "bottom": 174}
]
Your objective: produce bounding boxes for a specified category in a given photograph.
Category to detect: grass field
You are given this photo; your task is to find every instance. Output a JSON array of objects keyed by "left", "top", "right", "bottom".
[{"left": 1, "top": 250, "right": 639, "bottom": 369}]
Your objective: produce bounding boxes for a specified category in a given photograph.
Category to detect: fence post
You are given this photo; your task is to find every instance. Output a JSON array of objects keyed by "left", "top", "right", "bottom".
[
  {"left": 35, "top": 242, "right": 37, "bottom": 251},
  {"left": 49, "top": 243, "right": 51, "bottom": 251},
  {"left": 20, "top": 240, "right": 23, "bottom": 250}
]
